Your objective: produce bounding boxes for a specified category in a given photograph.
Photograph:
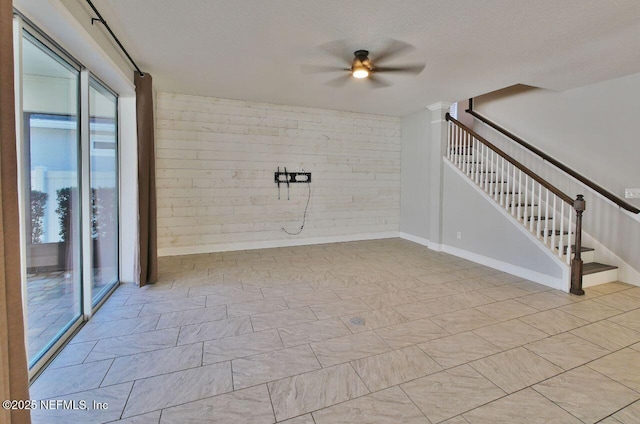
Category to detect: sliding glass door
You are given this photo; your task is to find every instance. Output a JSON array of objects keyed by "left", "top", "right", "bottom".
[
  {"left": 15, "top": 17, "right": 120, "bottom": 376},
  {"left": 20, "top": 31, "right": 83, "bottom": 369},
  {"left": 89, "top": 80, "right": 119, "bottom": 305}
]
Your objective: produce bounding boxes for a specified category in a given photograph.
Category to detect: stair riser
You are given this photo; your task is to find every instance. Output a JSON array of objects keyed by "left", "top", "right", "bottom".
[{"left": 582, "top": 269, "right": 618, "bottom": 287}]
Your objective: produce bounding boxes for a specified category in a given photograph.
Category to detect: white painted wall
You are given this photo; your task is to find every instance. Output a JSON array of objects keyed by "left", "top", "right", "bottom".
[
  {"left": 442, "top": 162, "right": 565, "bottom": 288},
  {"left": 155, "top": 93, "right": 401, "bottom": 255},
  {"left": 400, "top": 109, "right": 431, "bottom": 240},
  {"left": 474, "top": 77, "right": 640, "bottom": 274}
]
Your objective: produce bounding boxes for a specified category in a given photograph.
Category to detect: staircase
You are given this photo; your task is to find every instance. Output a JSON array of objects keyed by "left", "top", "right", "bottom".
[{"left": 445, "top": 114, "right": 618, "bottom": 292}]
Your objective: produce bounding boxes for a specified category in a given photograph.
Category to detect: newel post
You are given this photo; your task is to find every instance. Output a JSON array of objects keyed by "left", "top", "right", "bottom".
[{"left": 570, "top": 194, "right": 586, "bottom": 295}]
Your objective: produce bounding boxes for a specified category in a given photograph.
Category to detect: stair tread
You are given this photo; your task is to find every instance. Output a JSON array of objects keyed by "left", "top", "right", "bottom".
[
  {"left": 563, "top": 245, "right": 595, "bottom": 253},
  {"left": 582, "top": 262, "right": 618, "bottom": 275},
  {"left": 528, "top": 216, "right": 553, "bottom": 221}
]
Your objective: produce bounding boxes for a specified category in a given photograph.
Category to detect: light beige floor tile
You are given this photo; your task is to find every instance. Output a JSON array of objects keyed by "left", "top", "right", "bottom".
[
  {"left": 279, "top": 414, "right": 314, "bottom": 424},
  {"left": 226, "top": 298, "right": 289, "bottom": 317},
  {"left": 590, "top": 282, "right": 635, "bottom": 294},
  {"left": 462, "top": 388, "right": 581, "bottom": 424},
  {"left": 612, "top": 400, "right": 640, "bottom": 424},
  {"left": 437, "top": 292, "right": 495, "bottom": 311},
  {"left": 518, "top": 309, "right": 589, "bottom": 336},
  {"left": 334, "top": 283, "right": 386, "bottom": 300},
  {"left": 30, "top": 359, "right": 113, "bottom": 399},
  {"left": 340, "top": 308, "right": 408, "bottom": 333},
  {"left": 310, "top": 299, "right": 371, "bottom": 319},
  {"left": 268, "top": 363, "right": 369, "bottom": 421},
  {"left": 471, "top": 347, "right": 562, "bottom": 393},
  {"left": 401, "top": 364, "right": 506, "bottom": 423},
  {"left": 251, "top": 307, "right": 318, "bottom": 331},
  {"left": 125, "top": 288, "right": 189, "bottom": 306},
  {"left": 533, "top": 366, "right": 639, "bottom": 423},
  {"left": 444, "top": 278, "right": 498, "bottom": 293},
  {"left": 473, "top": 320, "right": 547, "bottom": 350},
  {"left": 138, "top": 296, "right": 207, "bottom": 316},
  {"left": 418, "top": 331, "right": 502, "bottom": 368},
  {"left": 593, "top": 292, "right": 640, "bottom": 312},
  {"left": 285, "top": 290, "right": 341, "bottom": 308},
  {"left": 156, "top": 304, "right": 227, "bottom": 329},
  {"left": 526, "top": 333, "right": 610, "bottom": 370},
  {"left": 588, "top": 349, "right": 640, "bottom": 391},
  {"left": 278, "top": 318, "right": 351, "bottom": 347},
  {"left": 48, "top": 341, "right": 97, "bottom": 369},
  {"left": 431, "top": 309, "right": 497, "bottom": 334},
  {"left": 376, "top": 278, "right": 419, "bottom": 291},
  {"left": 103, "top": 343, "right": 203, "bottom": 385},
  {"left": 114, "top": 411, "right": 161, "bottom": 424},
  {"left": 232, "top": 345, "right": 321, "bottom": 389},
  {"left": 440, "top": 417, "right": 470, "bottom": 424},
  {"left": 393, "top": 299, "right": 456, "bottom": 320},
  {"left": 410, "top": 284, "right": 459, "bottom": 301},
  {"left": 91, "top": 303, "right": 144, "bottom": 323},
  {"left": 571, "top": 320, "right": 640, "bottom": 350},
  {"left": 516, "top": 292, "right": 575, "bottom": 310},
  {"left": 203, "top": 329, "right": 284, "bottom": 364},
  {"left": 177, "top": 316, "right": 253, "bottom": 345},
  {"left": 375, "top": 318, "right": 450, "bottom": 348},
  {"left": 85, "top": 328, "right": 179, "bottom": 362},
  {"left": 559, "top": 299, "right": 622, "bottom": 322},
  {"left": 206, "top": 288, "right": 265, "bottom": 306},
  {"left": 351, "top": 345, "right": 442, "bottom": 391},
  {"left": 479, "top": 286, "right": 530, "bottom": 301},
  {"left": 123, "top": 362, "right": 232, "bottom": 417},
  {"left": 30, "top": 382, "right": 133, "bottom": 424},
  {"left": 361, "top": 291, "right": 418, "bottom": 309},
  {"left": 475, "top": 299, "right": 538, "bottom": 321},
  {"left": 71, "top": 315, "right": 160, "bottom": 343},
  {"left": 260, "top": 283, "right": 314, "bottom": 299},
  {"left": 609, "top": 309, "right": 640, "bottom": 332},
  {"left": 312, "top": 386, "right": 429, "bottom": 424},
  {"left": 311, "top": 331, "right": 392, "bottom": 367},
  {"left": 159, "top": 384, "right": 275, "bottom": 424}
]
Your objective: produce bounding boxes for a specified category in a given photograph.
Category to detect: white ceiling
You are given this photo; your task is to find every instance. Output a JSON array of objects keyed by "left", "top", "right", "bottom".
[{"left": 91, "top": 0, "right": 640, "bottom": 116}]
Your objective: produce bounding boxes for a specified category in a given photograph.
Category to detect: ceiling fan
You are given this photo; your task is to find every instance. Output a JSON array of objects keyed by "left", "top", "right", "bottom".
[{"left": 301, "top": 39, "right": 426, "bottom": 88}]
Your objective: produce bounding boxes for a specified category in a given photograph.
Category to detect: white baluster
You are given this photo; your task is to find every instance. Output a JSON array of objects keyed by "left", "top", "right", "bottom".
[
  {"left": 537, "top": 184, "right": 543, "bottom": 237},
  {"left": 524, "top": 176, "right": 529, "bottom": 225},
  {"left": 517, "top": 170, "right": 522, "bottom": 220},
  {"left": 511, "top": 165, "right": 517, "bottom": 215},
  {"left": 499, "top": 158, "right": 504, "bottom": 207},
  {"left": 567, "top": 207, "right": 573, "bottom": 265},
  {"left": 544, "top": 189, "right": 549, "bottom": 245},
  {"left": 530, "top": 183, "right": 536, "bottom": 232},
  {"left": 559, "top": 202, "right": 565, "bottom": 258},
  {"left": 552, "top": 195, "right": 557, "bottom": 253},
  {"left": 475, "top": 138, "right": 480, "bottom": 184}
]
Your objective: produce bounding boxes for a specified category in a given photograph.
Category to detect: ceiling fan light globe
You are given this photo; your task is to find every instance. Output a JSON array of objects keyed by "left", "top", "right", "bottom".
[{"left": 352, "top": 68, "right": 369, "bottom": 79}]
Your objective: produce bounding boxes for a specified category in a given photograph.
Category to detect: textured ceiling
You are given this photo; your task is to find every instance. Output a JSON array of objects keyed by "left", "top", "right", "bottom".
[{"left": 90, "top": 0, "right": 640, "bottom": 116}]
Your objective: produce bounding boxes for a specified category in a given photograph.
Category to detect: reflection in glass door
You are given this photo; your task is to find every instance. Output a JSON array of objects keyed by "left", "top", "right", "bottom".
[
  {"left": 89, "top": 80, "right": 119, "bottom": 305},
  {"left": 20, "top": 31, "right": 82, "bottom": 368}
]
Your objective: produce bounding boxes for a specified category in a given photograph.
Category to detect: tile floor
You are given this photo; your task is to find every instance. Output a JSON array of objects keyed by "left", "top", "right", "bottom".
[{"left": 29, "top": 238, "right": 640, "bottom": 423}]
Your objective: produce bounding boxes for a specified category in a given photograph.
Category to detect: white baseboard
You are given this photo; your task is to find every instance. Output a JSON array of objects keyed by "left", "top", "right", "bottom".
[
  {"left": 441, "top": 244, "right": 564, "bottom": 290},
  {"left": 399, "top": 232, "right": 442, "bottom": 251},
  {"left": 158, "top": 231, "right": 401, "bottom": 257}
]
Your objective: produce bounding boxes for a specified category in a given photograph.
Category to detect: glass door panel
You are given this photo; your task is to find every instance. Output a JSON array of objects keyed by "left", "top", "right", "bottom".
[
  {"left": 21, "top": 31, "right": 82, "bottom": 367},
  {"left": 89, "top": 80, "right": 119, "bottom": 305}
]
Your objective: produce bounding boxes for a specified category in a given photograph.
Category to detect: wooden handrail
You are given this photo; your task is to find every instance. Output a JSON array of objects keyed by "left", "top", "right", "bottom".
[
  {"left": 445, "top": 113, "right": 575, "bottom": 205},
  {"left": 465, "top": 104, "right": 640, "bottom": 214}
]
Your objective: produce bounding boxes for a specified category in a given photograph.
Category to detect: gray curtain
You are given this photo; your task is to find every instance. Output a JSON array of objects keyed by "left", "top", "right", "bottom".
[
  {"left": 0, "top": 0, "right": 32, "bottom": 422},
  {"left": 135, "top": 73, "right": 158, "bottom": 286}
]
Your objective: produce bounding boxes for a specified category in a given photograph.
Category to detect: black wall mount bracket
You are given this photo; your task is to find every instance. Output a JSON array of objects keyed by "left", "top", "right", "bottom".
[{"left": 274, "top": 171, "right": 311, "bottom": 184}]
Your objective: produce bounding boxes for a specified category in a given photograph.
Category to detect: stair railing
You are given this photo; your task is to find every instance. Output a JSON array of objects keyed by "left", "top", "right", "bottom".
[{"left": 445, "top": 113, "right": 585, "bottom": 295}]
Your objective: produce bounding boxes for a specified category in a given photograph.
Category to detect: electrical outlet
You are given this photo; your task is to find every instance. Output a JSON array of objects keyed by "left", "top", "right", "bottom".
[
  {"left": 625, "top": 188, "right": 640, "bottom": 199},
  {"left": 456, "top": 231, "right": 462, "bottom": 240}
]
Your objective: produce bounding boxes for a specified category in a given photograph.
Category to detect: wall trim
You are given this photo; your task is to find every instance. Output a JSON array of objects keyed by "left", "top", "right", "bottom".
[
  {"left": 441, "top": 244, "right": 564, "bottom": 290},
  {"left": 444, "top": 159, "right": 569, "bottom": 290},
  {"left": 398, "top": 232, "right": 442, "bottom": 251},
  {"left": 158, "top": 231, "right": 401, "bottom": 257}
]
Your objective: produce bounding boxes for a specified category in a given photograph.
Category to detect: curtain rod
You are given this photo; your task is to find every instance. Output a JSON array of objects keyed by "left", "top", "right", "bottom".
[{"left": 84, "top": 0, "right": 144, "bottom": 77}]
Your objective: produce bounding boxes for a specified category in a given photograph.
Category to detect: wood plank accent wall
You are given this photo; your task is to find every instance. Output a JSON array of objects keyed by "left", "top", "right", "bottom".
[{"left": 155, "top": 93, "right": 402, "bottom": 255}]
